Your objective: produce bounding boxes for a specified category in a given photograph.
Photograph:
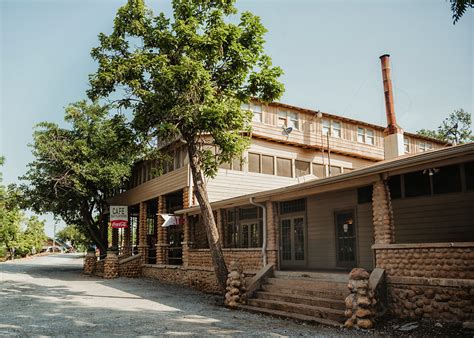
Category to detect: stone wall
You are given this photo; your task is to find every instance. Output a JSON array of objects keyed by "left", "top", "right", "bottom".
[
  {"left": 119, "top": 254, "right": 142, "bottom": 278},
  {"left": 374, "top": 243, "right": 474, "bottom": 279},
  {"left": 387, "top": 277, "right": 474, "bottom": 322},
  {"left": 95, "top": 259, "right": 105, "bottom": 277},
  {"left": 187, "top": 249, "right": 263, "bottom": 272},
  {"left": 143, "top": 265, "right": 255, "bottom": 294}
]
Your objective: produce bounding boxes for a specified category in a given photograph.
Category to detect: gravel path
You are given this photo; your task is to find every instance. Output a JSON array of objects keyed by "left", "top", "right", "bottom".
[{"left": 0, "top": 254, "right": 355, "bottom": 336}]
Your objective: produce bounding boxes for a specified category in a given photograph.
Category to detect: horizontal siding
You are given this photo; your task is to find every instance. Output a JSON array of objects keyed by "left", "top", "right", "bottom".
[
  {"left": 207, "top": 170, "right": 299, "bottom": 202},
  {"left": 110, "top": 166, "right": 188, "bottom": 206},
  {"left": 393, "top": 192, "right": 474, "bottom": 243},
  {"left": 356, "top": 203, "right": 374, "bottom": 270},
  {"left": 306, "top": 190, "right": 357, "bottom": 269}
]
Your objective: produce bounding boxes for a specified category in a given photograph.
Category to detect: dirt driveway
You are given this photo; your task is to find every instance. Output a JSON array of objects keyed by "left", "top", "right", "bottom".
[{"left": 0, "top": 254, "right": 357, "bottom": 336}]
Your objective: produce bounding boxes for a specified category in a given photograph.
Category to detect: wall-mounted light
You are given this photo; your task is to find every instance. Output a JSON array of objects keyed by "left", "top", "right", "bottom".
[
  {"left": 423, "top": 168, "right": 440, "bottom": 176},
  {"left": 315, "top": 110, "right": 323, "bottom": 119}
]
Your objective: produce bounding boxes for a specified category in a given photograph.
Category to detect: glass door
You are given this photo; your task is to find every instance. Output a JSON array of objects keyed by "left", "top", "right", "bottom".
[
  {"left": 335, "top": 210, "right": 357, "bottom": 268},
  {"left": 280, "top": 217, "right": 305, "bottom": 268}
]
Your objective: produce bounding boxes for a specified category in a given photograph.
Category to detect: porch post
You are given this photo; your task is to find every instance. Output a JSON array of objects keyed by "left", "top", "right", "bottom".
[
  {"left": 137, "top": 201, "right": 148, "bottom": 265},
  {"left": 182, "top": 187, "right": 191, "bottom": 267},
  {"left": 123, "top": 221, "right": 132, "bottom": 257},
  {"left": 156, "top": 195, "right": 168, "bottom": 264},
  {"left": 265, "top": 201, "right": 278, "bottom": 267},
  {"left": 372, "top": 178, "right": 395, "bottom": 244},
  {"left": 111, "top": 228, "right": 119, "bottom": 250}
]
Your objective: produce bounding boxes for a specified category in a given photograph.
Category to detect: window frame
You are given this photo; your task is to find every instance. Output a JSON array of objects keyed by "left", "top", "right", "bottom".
[
  {"left": 277, "top": 110, "right": 299, "bottom": 130},
  {"left": 322, "top": 119, "right": 342, "bottom": 138},
  {"left": 357, "top": 127, "right": 375, "bottom": 145}
]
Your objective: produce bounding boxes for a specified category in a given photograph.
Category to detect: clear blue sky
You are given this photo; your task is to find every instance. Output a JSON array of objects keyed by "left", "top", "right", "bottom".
[{"left": 1, "top": 0, "right": 472, "bottom": 236}]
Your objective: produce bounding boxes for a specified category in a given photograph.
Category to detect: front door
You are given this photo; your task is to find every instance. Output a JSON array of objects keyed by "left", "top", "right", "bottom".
[
  {"left": 280, "top": 217, "right": 305, "bottom": 269},
  {"left": 335, "top": 210, "right": 357, "bottom": 268}
]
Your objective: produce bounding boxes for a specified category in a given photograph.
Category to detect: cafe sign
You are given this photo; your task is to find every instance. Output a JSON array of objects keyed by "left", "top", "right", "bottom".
[{"left": 110, "top": 206, "right": 128, "bottom": 228}]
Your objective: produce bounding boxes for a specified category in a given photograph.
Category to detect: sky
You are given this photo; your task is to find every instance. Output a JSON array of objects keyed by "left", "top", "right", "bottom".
[{"left": 1, "top": 0, "right": 472, "bottom": 236}]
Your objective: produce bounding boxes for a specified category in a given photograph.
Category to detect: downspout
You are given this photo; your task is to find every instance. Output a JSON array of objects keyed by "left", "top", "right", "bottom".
[{"left": 250, "top": 197, "right": 267, "bottom": 267}]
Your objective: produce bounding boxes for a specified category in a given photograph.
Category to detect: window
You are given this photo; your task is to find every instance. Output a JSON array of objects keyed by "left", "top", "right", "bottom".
[
  {"left": 432, "top": 164, "right": 462, "bottom": 194},
  {"left": 295, "top": 160, "right": 310, "bottom": 177},
  {"left": 388, "top": 175, "right": 402, "bottom": 199},
  {"left": 466, "top": 161, "right": 474, "bottom": 191},
  {"left": 241, "top": 102, "right": 263, "bottom": 123},
  {"left": 404, "top": 137, "right": 410, "bottom": 153},
  {"left": 322, "top": 119, "right": 341, "bottom": 137},
  {"left": 404, "top": 170, "right": 431, "bottom": 197},
  {"left": 277, "top": 157, "right": 292, "bottom": 177},
  {"left": 419, "top": 141, "right": 433, "bottom": 152},
  {"left": 224, "top": 207, "right": 262, "bottom": 248},
  {"left": 357, "top": 127, "right": 375, "bottom": 145},
  {"left": 312, "top": 163, "right": 326, "bottom": 178},
  {"left": 280, "top": 199, "right": 306, "bottom": 214},
  {"left": 262, "top": 155, "right": 274, "bottom": 175},
  {"left": 219, "top": 157, "right": 243, "bottom": 171},
  {"left": 248, "top": 153, "right": 261, "bottom": 173},
  {"left": 329, "top": 166, "right": 342, "bottom": 176},
  {"left": 357, "top": 186, "right": 372, "bottom": 204},
  {"left": 277, "top": 110, "right": 299, "bottom": 130}
]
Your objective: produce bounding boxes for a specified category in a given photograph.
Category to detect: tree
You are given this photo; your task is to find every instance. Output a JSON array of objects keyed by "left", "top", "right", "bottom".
[
  {"left": 450, "top": 0, "right": 473, "bottom": 24},
  {"left": 87, "top": 0, "right": 284, "bottom": 289},
  {"left": 17, "top": 216, "right": 47, "bottom": 256},
  {"left": 20, "top": 101, "right": 139, "bottom": 254},
  {"left": 57, "top": 224, "right": 89, "bottom": 251},
  {"left": 417, "top": 109, "right": 473, "bottom": 145}
]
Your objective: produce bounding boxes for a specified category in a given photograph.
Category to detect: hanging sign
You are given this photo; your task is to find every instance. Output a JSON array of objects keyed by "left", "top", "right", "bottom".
[
  {"left": 110, "top": 206, "right": 129, "bottom": 228},
  {"left": 160, "top": 214, "right": 184, "bottom": 227}
]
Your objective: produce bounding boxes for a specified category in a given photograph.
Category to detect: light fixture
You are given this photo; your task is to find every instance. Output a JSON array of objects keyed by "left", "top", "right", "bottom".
[
  {"left": 423, "top": 168, "right": 440, "bottom": 176},
  {"left": 315, "top": 110, "right": 323, "bottom": 119}
]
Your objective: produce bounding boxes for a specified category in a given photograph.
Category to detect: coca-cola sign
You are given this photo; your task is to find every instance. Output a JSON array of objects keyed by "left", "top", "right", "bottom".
[{"left": 110, "top": 206, "right": 128, "bottom": 228}]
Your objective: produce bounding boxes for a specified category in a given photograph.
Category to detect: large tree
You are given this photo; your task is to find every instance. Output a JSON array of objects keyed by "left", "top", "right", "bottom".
[
  {"left": 20, "top": 101, "right": 139, "bottom": 254},
  {"left": 87, "top": 0, "right": 284, "bottom": 289},
  {"left": 417, "top": 109, "right": 473, "bottom": 145},
  {"left": 450, "top": 0, "right": 473, "bottom": 24}
]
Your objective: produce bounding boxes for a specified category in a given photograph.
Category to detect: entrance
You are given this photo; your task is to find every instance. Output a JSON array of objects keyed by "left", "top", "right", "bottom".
[
  {"left": 335, "top": 209, "right": 357, "bottom": 268},
  {"left": 280, "top": 216, "right": 305, "bottom": 268}
]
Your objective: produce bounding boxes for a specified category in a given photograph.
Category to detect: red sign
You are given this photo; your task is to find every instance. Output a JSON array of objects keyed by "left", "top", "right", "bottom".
[{"left": 111, "top": 220, "right": 128, "bottom": 228}]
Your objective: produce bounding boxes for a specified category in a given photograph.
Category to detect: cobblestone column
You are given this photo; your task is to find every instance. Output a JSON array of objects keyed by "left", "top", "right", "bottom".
[
  {"left": 372, "top": 179, "right": 395, "bottom": 244},
  {"left": 182, "top": 187, "right": 191, "bottom": 267},
  {"left": 123, "top": 222, "right": 132, "bottom": 257},
  {"left": 265, "top": 201, "right": 278, "bottom": 267},
  {"left": 83, "top": 250, "right": 97, "bottom": 274},
  {"left": 344, "top": 268, "right": 376, "bottom": 329},
  {"left": 137, "top": 202, "right": 148, "bottom": 265},
  {"left": 104, "top": 250, "right": 119, "bottom": 279},
  {"left": 156, "top": 195, "right": 168, "bottom": 264}
]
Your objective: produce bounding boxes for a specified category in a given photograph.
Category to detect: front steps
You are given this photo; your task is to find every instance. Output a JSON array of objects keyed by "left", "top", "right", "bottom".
[{"left": 239, "top": 271, "right": 349, "bottom": 327}]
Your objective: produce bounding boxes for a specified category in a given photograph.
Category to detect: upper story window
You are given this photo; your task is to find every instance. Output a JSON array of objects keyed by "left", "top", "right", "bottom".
[
  {"left": 278, "top": 110, "right": 299, "bottom": 130},
  {"left": 322, "top": 119, "right": 341, "bottom": 138},
  {"left": 242, "top": 103, "right": 263, "bottom": 123},
  {"left": 404, "top": 137, "right": 410, "bottom": 153},
  {"left": 357, "top": 127, "right": 375, "bottom": 145},
  {"left": 419, "top": 141, "right": 433, "bottom": 152}
]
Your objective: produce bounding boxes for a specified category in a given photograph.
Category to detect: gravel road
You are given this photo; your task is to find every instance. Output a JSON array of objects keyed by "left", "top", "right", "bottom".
[{"left": 0, "top": 254, "right": 354, "bottom": 336}]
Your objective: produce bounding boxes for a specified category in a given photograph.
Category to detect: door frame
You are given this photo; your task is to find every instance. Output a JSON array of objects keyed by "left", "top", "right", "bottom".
[
  {"left": 334, "top": 208, "right": 359, "bottom": 268},
  {"left": 279, "top": 215, "right": 307, "bottom": 269}
]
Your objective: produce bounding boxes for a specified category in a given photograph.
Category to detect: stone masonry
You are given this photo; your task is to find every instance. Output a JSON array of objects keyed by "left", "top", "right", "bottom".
[
  {"left": 83, "top": 251, "right": 97, "bottom": 275},
  {"left": 138, "top": 202, "right": 148, "bottom": 265},
  {"left": 103, "top": 250, "right": 119, "bottom": 279},
  {"left": 225, "top": 260, "right": 247, "bottom": 307},
  {"left": 345, "top": 268, "right": 376, "bottom": 329},
  {"left": 156, "top": 195, "right": 168, "bottom": 264},
  {"left": 372, "top": 179, "right": 395, "bottom": 244},
  {"left": 118, "top": 254, "right": 142, "bottom": 278}
]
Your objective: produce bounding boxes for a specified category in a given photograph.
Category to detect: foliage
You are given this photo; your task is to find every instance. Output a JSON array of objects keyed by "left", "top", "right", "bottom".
[
  {"left": 87, "top": 0, "right": 284, "bottom": 289},
  {"left": 57, "top": 224, "right": 89, "bottom": 251},
  {"left": 16, "top": 216, "right": 47, "bottom": 256},
  {"left": 417, "top": 109, "right": 473, "bottom": 145},
  {"left": 20, "top": 101, "right": 139, "bottom": 254},
  {"left": 450, "top": 0, "right": 473, "bottom": 24}
]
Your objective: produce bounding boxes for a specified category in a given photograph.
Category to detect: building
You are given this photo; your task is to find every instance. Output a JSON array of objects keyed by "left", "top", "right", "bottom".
[{"left": 90, "top": 55, "right": 473, "bottom": 326}]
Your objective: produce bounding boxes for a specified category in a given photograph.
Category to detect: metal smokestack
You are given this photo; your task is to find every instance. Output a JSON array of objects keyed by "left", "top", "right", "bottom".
[{"left": 380, "top": 54, "right": 400, "bottom": 135}]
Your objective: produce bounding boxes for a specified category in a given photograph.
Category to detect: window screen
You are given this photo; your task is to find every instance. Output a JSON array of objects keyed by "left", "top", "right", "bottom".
[
  {"left": 280, "top": 199, "right": 306, "bottom": 214},
  {"left": 277, "top": 157, "right": 292, "bottom": 177},
  {"left": 232, "top": 157, "right": 242, "bottom": 171},
  {"left": 404, "top": 170, "right": 431, "bottom": 197},
  {"left": 262, "top": 155, "right": 274, "bottom": 175},
  {"left": 295, "top": 160, "right": 310, "bottom": 177},
  {"left": 329, "top": 166, "right": 342, "bottom": 176},
  {"left": 248, "top": 153, "right": 261, "bottom": 173},
  {"left": 466, "top": 161, "right": 474, "bottom": 191},
  {"left": 432, "top": 164, "right": 462, "bottom": 194},
  {"left": 388, "top": 175, "right": 402, "bottom": 199},
  {"left": 357, "top": 185, "right": 372, "bottom": 204}
]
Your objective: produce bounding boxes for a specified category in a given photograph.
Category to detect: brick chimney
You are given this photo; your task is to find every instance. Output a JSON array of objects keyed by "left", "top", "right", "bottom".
[{"left": 380, "top": 54, "right": 404, "bottom": 160}]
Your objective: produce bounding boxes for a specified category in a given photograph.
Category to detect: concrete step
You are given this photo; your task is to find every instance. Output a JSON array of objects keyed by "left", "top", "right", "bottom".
[
  {"left": 246, "top": 298, "right": 346, "bottom": 322},
  {"left": 274, "top": 270, "right": 349, "bottom": 283},
  {"left": 254, "top": 291, "right": 345, "bottom": 310},
  {"left": 237, "top": 304, "right": 343, "bottom": 328},
  {"left": 262, "top": 281, "right": 348, "bottom": 299},
  {"left": 266, "top": 277, "right": 348, "bottom": 291}
]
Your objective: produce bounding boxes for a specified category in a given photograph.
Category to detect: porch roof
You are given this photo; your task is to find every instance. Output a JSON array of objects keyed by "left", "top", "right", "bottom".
[{"left": 176, "top": 142, "right": 474, "bottom": 215}]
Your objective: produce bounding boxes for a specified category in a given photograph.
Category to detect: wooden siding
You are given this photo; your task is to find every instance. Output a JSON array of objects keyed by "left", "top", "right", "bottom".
[
  {"left": 305, "top": 189, "right": 374, "bottom": 270},
  {"left": 207, "top": 169, "right": 299, "bottom": 203},
  {"left": 393, "top": 191, "right": 474, "bottom": 243},
  {"left": 109, "top": 166, "right": 189, "bottom": 206}
]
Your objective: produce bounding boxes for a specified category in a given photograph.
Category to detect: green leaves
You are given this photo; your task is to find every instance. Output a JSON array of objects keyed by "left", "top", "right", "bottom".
[
  {"left": 88, "top": 0, "right": 284, "bottom": 178},
  {"left": 417, "top": 109, "right": 473, "bottom": 145}
]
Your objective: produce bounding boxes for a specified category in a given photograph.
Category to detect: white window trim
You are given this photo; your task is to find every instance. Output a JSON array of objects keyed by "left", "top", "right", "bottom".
[
  {"left": 278, "top": 110, "right": 299, "bottom": 130},
  {"left": 357, "top": 127, "right": 375, "bottom": 145},
  {"left": 322, "top": 119, "right": 342, "bottom": 138}
]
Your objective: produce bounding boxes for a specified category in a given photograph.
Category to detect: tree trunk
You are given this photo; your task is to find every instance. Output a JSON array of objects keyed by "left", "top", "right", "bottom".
[{"left": 187, "top": 143, "right": 229, "bottom": 291}]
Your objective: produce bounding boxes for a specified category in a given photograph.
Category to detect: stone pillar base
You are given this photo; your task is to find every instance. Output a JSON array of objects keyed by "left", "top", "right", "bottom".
[
  {"left": 83, "top": 251, "right": 97, "bottom": 275},
  {"left": 138, "top": 245, "right": 148, "bottom": 265},
  {"left": 104, "top": 250, "right": 119, "bottom": 279}
]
